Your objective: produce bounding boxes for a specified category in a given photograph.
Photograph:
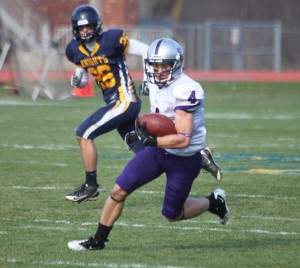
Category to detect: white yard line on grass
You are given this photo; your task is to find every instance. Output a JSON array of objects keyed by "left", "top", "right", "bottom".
[
  {"left": 2, "top": 185, "right": 298, "bottom": 201},
  {"left": 206, "top": 113, "right": 298, "bottom": 120},
  {"left": 240, "top": 215, "right": 300, "bottom": 222},
  {"left": 236, "top": 194, "right": 296, "bottom": 200},
  {"left": 3, "top": 258, "right": 195, "bottom": 268},
  {"left": 11, "top": 186, "right": 71, "bottom": 190},
  {"left": 1, "top": 143, "right": 77, "bottom": 150},
  {"left": 12, "top": 219, "right": 299, "bottom": 236},
  {"left": 22, "top": 225, "right": 87, "bottom": 231},
  {"left": 0, "top": 159, "right": 68, "bottom": 166}
]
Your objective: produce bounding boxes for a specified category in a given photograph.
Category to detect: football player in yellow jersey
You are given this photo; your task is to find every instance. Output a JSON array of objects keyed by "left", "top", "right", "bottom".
[{"left": 65, "top": 5, "right": 148, "bottom": 203}]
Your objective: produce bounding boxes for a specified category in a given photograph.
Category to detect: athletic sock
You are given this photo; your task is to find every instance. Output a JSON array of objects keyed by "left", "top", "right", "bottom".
[
  {"left": 206, "top": 192, "right": 218, "bottom": 213},
  {"left": 94, "top": 223, "right": 112, "bottom": 243},
  {"left": 85, "top": 170, "right": 97, "bottom": 186}
]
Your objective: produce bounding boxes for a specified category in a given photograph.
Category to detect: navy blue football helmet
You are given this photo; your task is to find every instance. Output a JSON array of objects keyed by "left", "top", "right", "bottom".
[{"left": 71, "top": 5, "right": 102, "bottom": 43}]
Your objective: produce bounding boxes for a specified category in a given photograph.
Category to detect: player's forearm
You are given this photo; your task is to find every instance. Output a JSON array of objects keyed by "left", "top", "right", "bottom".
[{"left": 157, "top": 134, "right": 190, "bottom": 149}]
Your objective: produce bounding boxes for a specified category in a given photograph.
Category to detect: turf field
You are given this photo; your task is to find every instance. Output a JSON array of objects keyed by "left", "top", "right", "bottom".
[{"left": 0, "top": 81, "right": 299, "bottom": 268}]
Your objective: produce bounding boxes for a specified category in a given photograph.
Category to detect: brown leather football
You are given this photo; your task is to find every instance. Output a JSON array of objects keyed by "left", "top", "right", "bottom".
[{"left": 138, "top": 113, "right": 177, "bottom": 137}]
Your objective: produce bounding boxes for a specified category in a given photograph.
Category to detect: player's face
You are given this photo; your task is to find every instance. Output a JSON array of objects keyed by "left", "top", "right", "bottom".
[
  {"left": 152, "top": 63, "right": 172, "bottom": 83},
  {"left": 78, "top": 24, "right": 95, "bottom": 40}
]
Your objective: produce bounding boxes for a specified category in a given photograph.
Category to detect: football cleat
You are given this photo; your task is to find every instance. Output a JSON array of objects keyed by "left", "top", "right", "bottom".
[
  {"left": 200, "top": 148, "right": 222, "bottom": 181},
  {"left": 65, "top": 184, "right": 99, "bottom": 203},
  {"left": 208, "top": 188, "right": 230, "bottom": 224},
  {"left": 68, "top": 236, "right": 108, "bottom": 251}
]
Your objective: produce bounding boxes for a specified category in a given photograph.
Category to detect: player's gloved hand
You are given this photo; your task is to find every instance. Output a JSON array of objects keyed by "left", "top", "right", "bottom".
[
  {"left": 124, "top": 131, "right": 139, "bottom": 151},
  {"left": 135, "top": 118, "right": 157, "bottom": 146},
  {"left": 71, "top": 75, "right": 81, "bottom": 87},
  {"left": 139, "top": 81, "right": 149, "bottom": 96}
]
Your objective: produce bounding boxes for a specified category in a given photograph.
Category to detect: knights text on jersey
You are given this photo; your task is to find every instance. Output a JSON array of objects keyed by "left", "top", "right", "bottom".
[
  {"left": 149, "top": 74, "right": 206, "bottom": 156},
  {"left": 66, "top": 29, "right": 140, "bottom": 104}
]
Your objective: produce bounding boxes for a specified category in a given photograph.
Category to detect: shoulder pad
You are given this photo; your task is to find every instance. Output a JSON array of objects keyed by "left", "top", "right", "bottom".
[
  {"left": 104, "top": 28, "right": 124, "bottom": 37},
  {"left": 173, "top": 82, "right": 204, "bottom": 101},
  {"left": 65, "top": 40, "right": 80, "bottom": 63},
  {"left": 102, "top": 29, "right": 129, "bottom": 54}
]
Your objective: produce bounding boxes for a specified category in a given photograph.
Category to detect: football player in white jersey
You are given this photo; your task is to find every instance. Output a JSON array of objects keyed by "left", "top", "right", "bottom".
[{"left": 68, "top": 38, "right": 230, "bottom": 251}]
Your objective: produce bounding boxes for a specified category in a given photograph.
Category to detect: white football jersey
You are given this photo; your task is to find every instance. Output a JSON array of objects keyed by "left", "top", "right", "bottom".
[{"left": 148, "top": 73, "right": 206, "bottom": 156}]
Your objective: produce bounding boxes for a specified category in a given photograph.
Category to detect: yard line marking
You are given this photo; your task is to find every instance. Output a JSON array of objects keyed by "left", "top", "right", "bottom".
[
  {"left": 240, "top": 216, "right": 300, "bottom": 222},
  {"left": 136, "top": 191, "right": 298, "bottom": 201},
  {"left": 1, "top": 143, "right": 77, "bottom": 150},
  {"left": 21, "top": 225, "right": 87, "bottom": 231},
  {"left": 34, "top": 219, "right": 74, "bottom": 224},
  {"left": 12, "top": 219, "right": 299, "bottom": 236},
  {"left": 3, "top": 258, "right": 195, "bottom": 268},
  {"left": 236, "top": 194, "right": 296, "bottom": 200},
  {"left": 115, "top": 221, "right": 298, "bottom": 236},
  {"left": 0, "top": 160, "right": 123, "bottom": 168},
  {"left": 0, "top": 159, "right": 68, "bottom": 166},
  {"left": 206, "top": 112, "right": 299, "bottom": 120},
  {"left": 246, "top": 229, "right": 298, "bottom": 235},
  {"left": 0, "top": 100, "right": 71, "bottom": 106},
  {"left": 1, "top": 185, "right": 297, "bottom": 201},
  {"left": 11, "top": 186, "right": 71, "bottom": 190}
]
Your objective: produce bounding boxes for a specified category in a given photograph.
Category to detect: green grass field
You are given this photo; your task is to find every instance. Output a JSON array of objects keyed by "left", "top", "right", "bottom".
[{"left": 0, "top": 81, "right": 299, "bottom": 268}]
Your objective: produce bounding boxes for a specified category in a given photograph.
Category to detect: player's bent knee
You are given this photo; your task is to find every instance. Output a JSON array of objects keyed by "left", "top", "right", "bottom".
[
  {"left": 162, "top": 209, "right": 184, "bottom": 222},
  {"left": 76, "top": 135, "right": 84, "bottom": 143},
  {"left": 76, "top": 136, "right": 92, "bottom": 145},
  {"left": 110, "top": 184, "right": 128, "bottom": 203}
]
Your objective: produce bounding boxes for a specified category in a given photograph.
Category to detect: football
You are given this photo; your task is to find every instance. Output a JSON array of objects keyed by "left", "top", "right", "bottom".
[{"left": 138, "top": 113, "right": 177, "bottom": 137}]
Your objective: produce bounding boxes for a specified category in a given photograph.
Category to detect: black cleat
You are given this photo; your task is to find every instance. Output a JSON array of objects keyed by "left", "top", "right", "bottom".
[
  {"left": 65, "top": 184, "right": 99, "bottom": 203},
  {"left": 201, "top": 148, "right": 222, "bottom": 181},
  {"left": 68, "top": 236, "right": 108, "bottom": 251}
]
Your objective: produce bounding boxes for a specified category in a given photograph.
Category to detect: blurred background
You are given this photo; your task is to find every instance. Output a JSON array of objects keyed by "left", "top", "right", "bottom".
[{"left": 0, "top": 0, "right": 300, "bottom": 98}]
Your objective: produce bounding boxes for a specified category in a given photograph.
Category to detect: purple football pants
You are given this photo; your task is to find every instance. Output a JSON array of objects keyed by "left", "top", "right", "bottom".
[{"left": 116, "top": 147, "right": 202, "bottom": 219}]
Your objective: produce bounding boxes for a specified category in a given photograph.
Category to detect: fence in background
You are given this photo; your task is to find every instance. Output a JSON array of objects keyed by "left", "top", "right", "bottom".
[
  {"left": 175, "top": 21, "right": 282, "bottom": 71},
  {"left": 56, "top": 21, "right": 299, "bottom": 71}
]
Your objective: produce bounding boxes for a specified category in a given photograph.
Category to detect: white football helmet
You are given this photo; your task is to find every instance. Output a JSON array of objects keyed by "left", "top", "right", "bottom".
[{"left": 145, "top": 38, "right": 184, "bottom": 88}]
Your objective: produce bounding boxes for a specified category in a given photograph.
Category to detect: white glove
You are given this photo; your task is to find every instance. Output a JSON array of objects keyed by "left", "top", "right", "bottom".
[
  {"left": 71, "top": 75, "right": 81, "bottom": 87},
  {"left": 71, "top": 68, "right": 87, "bottom": 87}
]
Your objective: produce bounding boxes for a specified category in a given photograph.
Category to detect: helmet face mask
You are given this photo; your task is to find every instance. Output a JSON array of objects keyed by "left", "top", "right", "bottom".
[
  {"left": 146, "top": 61, "right": 176, "bottom": 88},
  {"left": 77, "top": 24, "right": 95, "bottom": 42},
  {"left": 71, "top": 5, "right": 103, "bottom": 43},
  {"left": 145, "top": 38, "right": 184, "bottom": 88}
]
